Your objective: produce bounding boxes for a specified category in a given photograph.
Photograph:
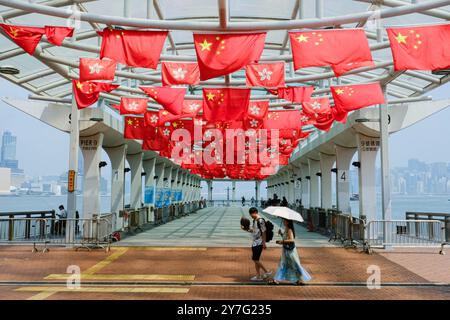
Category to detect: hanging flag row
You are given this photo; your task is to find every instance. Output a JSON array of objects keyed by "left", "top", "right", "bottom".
[{"left": 3, "top": 23, "right": 449, "bottom": 79}]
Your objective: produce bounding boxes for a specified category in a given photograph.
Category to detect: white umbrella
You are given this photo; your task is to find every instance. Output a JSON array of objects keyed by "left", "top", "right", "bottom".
[{"left": 262, "top": 206, "right": 304, "bottom": 222}]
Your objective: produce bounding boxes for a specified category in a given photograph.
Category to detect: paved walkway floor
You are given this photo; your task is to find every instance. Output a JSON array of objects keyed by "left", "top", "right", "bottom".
[
  {"left": 117, "top": 206, "right": 336, "bottom": 247},
  {"left": 0, "top": 245, "right": 449, "bottom": 300},
  {"left": 1, "top": 207, "right": 449, "bottom": 300}
]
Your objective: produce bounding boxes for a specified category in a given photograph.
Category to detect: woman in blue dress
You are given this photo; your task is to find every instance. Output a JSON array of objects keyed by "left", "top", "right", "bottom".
[{"left": 270, "top": 218, "right": 312, "bottom": 285}]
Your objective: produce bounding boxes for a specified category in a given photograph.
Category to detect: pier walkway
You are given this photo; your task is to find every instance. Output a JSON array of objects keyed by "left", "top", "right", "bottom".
[
  {"left": 117, "top": 207, "right": 335, "bottom": 247},
  {"left": 1, "top": 207, "right": 450, "bottom": 300}
]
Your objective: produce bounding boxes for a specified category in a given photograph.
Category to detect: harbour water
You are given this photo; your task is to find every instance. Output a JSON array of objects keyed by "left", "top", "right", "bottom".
[{"left": 0, "top": 194, "right": 449, "bottom": 220}]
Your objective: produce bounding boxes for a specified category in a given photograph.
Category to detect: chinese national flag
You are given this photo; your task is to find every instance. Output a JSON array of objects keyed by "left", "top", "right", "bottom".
[
  {"left": 302, "top": 97, "right": 331, "bottom": 116},
  {"left": 202, "top": 88, "right": 250, "bottom": 122},
  {"left": 263, "top": 110, "right": 301, "bottom": 130},
  {"left": 124, "top": 116, "right": 146, "bottom": 140},
  {"left": 79, "top": 58, "right": 116, "bottom": 82},
  {"left": 289, "top": 29, "right": 374, "bottom": 76},
  {"left": 269, "top": 86, "right": 314, "bottom": 103},
  {"left": 245, "top": 63, "right": 285, "bottom": 88},
  {"left": 0, "top": 24, "right": 74, "bottom": 54},
  {"left": 331, "top": 82, "right": 385, "bottom": 114},
  {"left": 120, "top": 97, "right": 148, "bottom": 115},
  {"left": 139, "top": 86, "right": 186, "bottom": 115},
  {"left": 0, "top": 24, "right": 45, "bottom": 54},
  {"left": 387, "top": 24, "right": 450, "bottom": 71},
  {"left": 44, "top": 26, "right": 74, "bottom": 45},
  {"left": 313, "top": 113, "right": 335, "bottom": 132},
  {"left": 161, "top": 62, "right": 200, "bottom": 86},
  {"left": 247, "top": 100, "right": 269, "bottom": 120},
  {"left": 72, "top": 80, "right": 119, "bottom": 109},
  {"left": 331, "top": 107, "right": 348, "bottom": 124},
  {"left": 193, "top": 33, "right": 266, "bottom": 80},
  {"left": 98, "top": 28, "right": 168, "bottom": 69}
]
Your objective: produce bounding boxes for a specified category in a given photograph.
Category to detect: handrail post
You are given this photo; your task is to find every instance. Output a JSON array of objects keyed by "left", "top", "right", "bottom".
[{"left": 8, "top": 214, "right": 14, "bottom": 241}]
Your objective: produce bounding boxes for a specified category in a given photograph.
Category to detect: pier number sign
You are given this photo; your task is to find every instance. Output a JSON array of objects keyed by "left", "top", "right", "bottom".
[{"left": 68, "top": 170, "right": 76, "bottom": 193}]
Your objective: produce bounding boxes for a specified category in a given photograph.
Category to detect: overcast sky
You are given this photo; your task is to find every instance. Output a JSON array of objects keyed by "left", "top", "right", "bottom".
[{"left": 0, "top": 78, "right": 449, "bottom": 179}]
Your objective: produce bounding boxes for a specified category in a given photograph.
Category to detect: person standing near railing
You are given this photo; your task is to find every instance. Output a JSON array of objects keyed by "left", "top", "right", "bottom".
[{"left": 57, "top": 205, "right": 67, "bottom": 236}]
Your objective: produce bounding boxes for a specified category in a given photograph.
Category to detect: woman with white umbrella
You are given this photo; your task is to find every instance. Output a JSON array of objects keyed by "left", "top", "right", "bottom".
[{"left": 263, "top": 207, "right": 312, "bottom": 285}]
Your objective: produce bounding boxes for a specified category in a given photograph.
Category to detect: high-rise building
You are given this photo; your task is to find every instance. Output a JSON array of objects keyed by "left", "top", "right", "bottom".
[{"left": 0, "top": 131, "right": 23, "bottom": 175}]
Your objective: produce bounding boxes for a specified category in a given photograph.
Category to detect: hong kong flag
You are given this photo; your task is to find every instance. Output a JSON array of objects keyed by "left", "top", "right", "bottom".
[
  {"left": 245, "top": 63, "right": 285, "bottom": 88},
  {"left": 202, "top": 88, "right": 250, "bottom": 122},
  {"left": 72, "top": 80, "right": 119, "bottom": 109},
  {"left": 139, "top": 86, "right": 186, "bottom": 115},
  {"left": 302, "top": 97, "right": 331, "bottom": 116},
  {"left": 98, "top": 27, "right": 168, "bottom": 69},
  {"left": 124, "top": 116, "right": 146, "bottom": 140},
  {"left": 193, "top": 33, "right": 266, "bottom": 80},
  {"left": 120, "top": 97, "right": 148, "bottom": 115},
  {"left": 79, "top": 58, "right": 116, "bottom": 82},
  {"left": 247, "top": 100, "right": 269, "bottom": 120},
  {"left": 263, "top": 110, "right": 301, "bottom": 130},
  {"left": 144, "top": 111, "right": 160, "bottom": 127},
  {"left": 161, "top": 62, "right": 200, "bottom": 86},
  {"left": 387, "top": 24, "right": 450, "bottom": 71},
  {"left": 269, "top": 86, "right": 314, "bottom": 103},
  {"left": 330, "top": 82, "right": 385, "bottom": 114},
  {"left": 290, "top": 29, "right": 374, "bottom": 76}
]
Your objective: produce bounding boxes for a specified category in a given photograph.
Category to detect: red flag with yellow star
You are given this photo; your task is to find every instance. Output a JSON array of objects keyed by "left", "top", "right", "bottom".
[
  {"left": 72, "top": 80, "right": 119, "bottom": 109},
  {"left": 193, "top": 33, "right": 266, "bottom": 80},
  {"left": 98, "top": 27, "right": 168, "bottom": 69},
  {"left": 139, "top": 86, "right": 186, "bottom": 115},
  {"left": 289, "top": 29, "right": 374, "bottom": 76},
  {"left": 387, "top": 24, "right": 450, "bottom": 71},
  {"left": 44, "top": 26, "right": 74, "bottom": 46},
  {"left": 124, "top": 116, "right": 146, "bottom": 140},
  {"left": 161, "top": 62, "right": 200, "bottom": 86},
  {"left": 331, "top": 83, "right": 385, "bottom": 114},
  {"left": 263, "top": 110, "right": 302, "bottom": 130},
  {"left": 245, "top": 62, "right": 285, "bottom": 88},
  {"left": 0, "top": 24, "right": 45, "bottom": 54},
  {"left": 202, "top": 88, "right": 250, "bottom": 122}
]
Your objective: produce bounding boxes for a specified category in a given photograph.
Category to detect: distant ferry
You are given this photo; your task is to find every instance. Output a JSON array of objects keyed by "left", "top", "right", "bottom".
[{"left": 350, "top": 194, "right": 359, "bottom": 201}]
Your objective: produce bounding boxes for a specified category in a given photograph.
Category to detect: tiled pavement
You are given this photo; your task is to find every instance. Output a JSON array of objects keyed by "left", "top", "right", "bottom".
[
  {"left": 117, "top": 206, "right": 336, "bottom": 247},
  {"left": 0, "top": 207, "right": 449, "bottom": 300}
]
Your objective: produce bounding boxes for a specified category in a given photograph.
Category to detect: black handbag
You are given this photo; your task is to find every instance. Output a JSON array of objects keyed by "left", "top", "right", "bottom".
[{"left": 283, "top": 242, "right": 295, "bottom": 251}]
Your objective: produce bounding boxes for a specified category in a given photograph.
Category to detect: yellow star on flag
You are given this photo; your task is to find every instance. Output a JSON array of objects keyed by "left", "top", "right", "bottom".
[
  {"left": 206, "top": 92, "right": 215, "bottom": 101},
  {"left": 335, "top": 88, "right": 345, "bottom": 95},
  {"left": 199, "top": 39, "right": 212, "bottom": 51},
  {"left": 296, "top": 34, "right": 309, "bottom": 43},
  {"left": 127, "top": 119, "right": 133, "bottom": 125},
  {"left": 395, "top": 32, "right": 408, "bottom": 44},
  {"left": 9, "top": 27, "right": 19, "bottom": 38},
  {"left": 76, "top": 81, "right": 84, "bottom": 90}
]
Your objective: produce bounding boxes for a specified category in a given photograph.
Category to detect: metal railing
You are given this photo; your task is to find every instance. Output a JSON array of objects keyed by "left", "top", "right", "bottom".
[
  {"left": 0, "top": 214, "right": 113, "bottom": 252},
  {"left": 207, "top": 200, "right": 262, "bottom": 207},
  {"left": 365, "top": 220, "right": 446, "bottom": 254},
  {"left": 406, "top": 212, "right": 450, "bottom": 242}
]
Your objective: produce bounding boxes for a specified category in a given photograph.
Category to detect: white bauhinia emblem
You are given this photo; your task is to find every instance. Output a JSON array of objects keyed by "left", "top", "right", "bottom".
[
  {"left": 150, "top": 114, "right": 159, "bottom": 124},
  {"left": 204, "top": 130, "right": 213, "bottom": 139},
  {"left": 163, "top": 128, "right": 171, "bottom": 136},
  {"left": 310, "top": 101, "right": 322, "bottom": 110},
  {"left": 258, "top": 68, "right": 272, "bottom": 81},
  {"left": 188, "top": 103, "right": 200, "bottom": 111},
  {"left": 250, "top": 104, "right": 261, "bottom": 115},
  {"left": 89, "top": 62, "right": 104, "bottom": 74},
  {"left": 127, "top": 101, "right": 140, "bottom": 111},
  {"left": 172, "top": 68, "right": 187, "bottom": 79},
  {"left": 301, "top": 115, "right": 310, "bottom": 122},
  {"left": 249, "top": 119, "right": 259, "bottom": 128},
  {"left": 210, "top": 141, "right": 216, "bottom": 148}
]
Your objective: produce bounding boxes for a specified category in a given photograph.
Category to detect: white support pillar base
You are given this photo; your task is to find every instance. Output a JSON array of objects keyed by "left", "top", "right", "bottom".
[
  {"left": 308, "top": 158, "right": 321, "bottom": 208},
  {"left": 319, "top": 153, "right": 335, "bottom": 210},
  {"left": 335, "top": 145, "right": 357, "bottom": 214},
  {"left": 126, "top": 153, "right": 144, "bottom": 210}
]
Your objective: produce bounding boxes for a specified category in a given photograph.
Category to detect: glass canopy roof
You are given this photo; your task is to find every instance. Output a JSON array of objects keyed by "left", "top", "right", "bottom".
[{"left": 0, "top": 0, "right": 449, "bottom": 118}]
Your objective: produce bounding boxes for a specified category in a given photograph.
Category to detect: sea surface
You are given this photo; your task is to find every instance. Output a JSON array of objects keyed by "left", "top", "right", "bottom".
[{"left": 0, "top": 194, "right": 449, "bottom": 219}]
